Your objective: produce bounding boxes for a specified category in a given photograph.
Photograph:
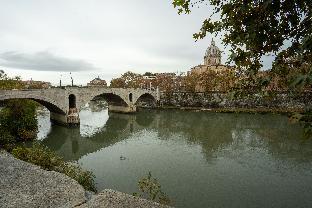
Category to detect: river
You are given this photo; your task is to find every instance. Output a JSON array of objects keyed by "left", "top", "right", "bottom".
[{"left": 36, "top": 101, "right": 312, "bottom": 208}]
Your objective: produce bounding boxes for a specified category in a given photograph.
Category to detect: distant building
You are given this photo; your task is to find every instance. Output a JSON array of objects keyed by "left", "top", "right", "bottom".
[
  {"left": 186, "top": 39, "right": 235, "bottom": 92},
  {"left": 189, "top": 39, "right": 233, "bottom": 75},
  {"left": 87, "top": 76, "right": 107, "bottom": 87}
]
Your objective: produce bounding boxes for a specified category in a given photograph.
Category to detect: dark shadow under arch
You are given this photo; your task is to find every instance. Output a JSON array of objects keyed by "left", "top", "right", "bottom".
[
  {"left": 1, "top": 98, "right": 66, "bottom": 115},
  {"left": 69, "top": 94, "right": 76, "bottom": 108},
  {"left": 91, "top": 93, "right": 128, "bottom": 107},
  {"left": 135, "top": 93, "right": 156, "bottom": 107}
]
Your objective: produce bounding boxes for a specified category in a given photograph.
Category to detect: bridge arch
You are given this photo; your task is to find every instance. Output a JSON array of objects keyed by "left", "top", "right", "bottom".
[
  {"left": 134, "top": 93, "right": 157, "bottom": 107},
  {"left": 0, "top": 94, "right": 66, "bottom": 115},
  {"left": 90, "top": 93, "right": 128, "bottom": 107}
]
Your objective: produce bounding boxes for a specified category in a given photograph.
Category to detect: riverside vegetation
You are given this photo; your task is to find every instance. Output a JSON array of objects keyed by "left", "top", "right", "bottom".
[
  {"left": 0, "top": 70, "right": 96, "bottom": 192},
  {"left": 133, "top": 172, "right": 171, "bottom": 206}
]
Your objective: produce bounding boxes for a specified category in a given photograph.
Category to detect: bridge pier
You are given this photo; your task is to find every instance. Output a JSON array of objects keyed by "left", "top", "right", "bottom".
[
  {"left": 108, "top": 105, "right": 137, "bottom": 113},
  {"left": 50, "top": 108, "right": 80, "bottom": 127}
]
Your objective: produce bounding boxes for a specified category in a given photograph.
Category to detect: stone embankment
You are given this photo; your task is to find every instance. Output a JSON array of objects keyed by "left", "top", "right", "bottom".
[
  {"left": 159, "top": 91, "right": 312, "bottom": 112},
  {"left": 0, "top": 151, "right": 170, "bottom": 208}
]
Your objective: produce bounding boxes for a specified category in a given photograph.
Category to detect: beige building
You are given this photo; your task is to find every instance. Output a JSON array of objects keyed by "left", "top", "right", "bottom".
[
  {"left": 87, "top": 77, "right": 107, "bottom": 87},
  {"left": 189, "top": 39, "right": 233, "bottom": 75},
  {"left": 187, "top": 39, "right": 235, "bottom": 92}
]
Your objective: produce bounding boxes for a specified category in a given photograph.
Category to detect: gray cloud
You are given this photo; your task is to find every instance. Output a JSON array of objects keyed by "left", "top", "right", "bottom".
[{"left": 0, "top": 51, "right": 97, "bottom": 72}]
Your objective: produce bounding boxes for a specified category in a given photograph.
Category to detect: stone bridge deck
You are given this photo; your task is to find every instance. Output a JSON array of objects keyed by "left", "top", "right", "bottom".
[{"left": 0, "top": 87, "right": 159, "bottom": 126}]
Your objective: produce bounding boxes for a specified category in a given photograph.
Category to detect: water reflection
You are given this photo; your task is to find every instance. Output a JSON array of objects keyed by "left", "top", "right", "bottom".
[
  {"left": 40, "top": 108, "right": 312, "bottom": 164},
  {"left": 38, "top": 105, "right": 312, "bottom": 208}
]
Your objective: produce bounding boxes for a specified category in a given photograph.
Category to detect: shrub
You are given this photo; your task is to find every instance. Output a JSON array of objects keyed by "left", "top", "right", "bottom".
[
  {"left": 12, "top": 143, "right": 96, "bottom": 192},
  {"left": 0, "top": 99, "right": 38, "bottom": 142},
  {"left": 133, "top": 172, "right": 171, "bottom": 206},
  {"left": 0, "top": 126, "right": 15, "bottom": 150}
]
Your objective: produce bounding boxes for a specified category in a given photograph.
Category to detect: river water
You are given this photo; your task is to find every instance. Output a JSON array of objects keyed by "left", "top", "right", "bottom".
[{"left": 36, "top": 101, "right": 312, "bottom": 208}]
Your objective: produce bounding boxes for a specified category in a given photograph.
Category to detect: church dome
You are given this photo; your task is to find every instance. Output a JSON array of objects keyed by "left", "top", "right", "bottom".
[
  {"left": 205, "top": 39, "right": 221, "bottom": 57},
  {"left": 204, "top": 39, "right": 222, "bottom": 65}
]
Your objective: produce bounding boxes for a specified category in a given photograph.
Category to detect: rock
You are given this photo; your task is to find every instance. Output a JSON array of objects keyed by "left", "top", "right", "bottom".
[
  {"left": 0, "top": 151, "right": 172, "bottom": 208},
  {"left": 0, "top": 151, "right": 87, "bottom": 208},
  {"left": 78, "top": 189, "right": 171, "bottom": 208}
]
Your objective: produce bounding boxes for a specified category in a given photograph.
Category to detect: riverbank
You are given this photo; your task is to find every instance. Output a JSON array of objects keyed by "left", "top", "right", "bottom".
[
  {"left": 148, "top": 106, "right": 305, "bottom": 114},
  {"left": 0, "top": 150, "right": 170, "bottom": 208},
  {"left": 157, "top": 91, "right": 312, "bottom": 114}
]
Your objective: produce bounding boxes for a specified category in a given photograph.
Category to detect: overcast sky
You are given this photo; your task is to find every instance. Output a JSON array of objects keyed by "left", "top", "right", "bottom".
[{"left": 0, "top": 0, "right": 272, "bottom": 86}]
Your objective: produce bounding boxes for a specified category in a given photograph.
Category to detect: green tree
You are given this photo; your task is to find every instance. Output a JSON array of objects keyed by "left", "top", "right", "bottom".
[
  {"left": 0, "top": 71, "right": 38, "bottom": 144},
  {"left": 173, "top": 0, "right": 311, "bottom": 81},
  {"left": 143, "top": 72, "right": 156, "bottom": 76},
  {"left": 0, "top": 69, "right": 24, "bottom": 90},
  {"left": 0, "top": 99, "right": 38, "bottom": 141},
  {"left": 173, "top": 0, "right": 311, "bottom": 138}
]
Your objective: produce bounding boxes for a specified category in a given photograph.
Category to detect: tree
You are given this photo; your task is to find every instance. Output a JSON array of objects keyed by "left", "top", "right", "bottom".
[
  {"left": 172, "top": 0, "right": 311, "bottom": 89},
  {"left": 0, "top": 99, "right": 38, "bottom": 141},
  {"left": 121, "top": 71, "right": 144, "bottom": 88},
  {"left": 0, "top": 69, "right": 24, "bottom": 90},
  {"left": 173, "top": 1, "right": 311, "bottom": 138},
  {"left": 110, "top": 77, "right": 126, "bottom": 88},
  {"left": 110, "top": 71, "right": 144, "bottom": 88},
  {"left": 154, "top": 74, "right": 176, "bottom": 93},
  {"left": 181, "top": 72, "right": 199, "bottom": 92},
  {"left": 0, "top": 71, "right": 38, "bottom": 144},
  {"left": 143, "top": 72, "right": 156, "bottom": 76}
]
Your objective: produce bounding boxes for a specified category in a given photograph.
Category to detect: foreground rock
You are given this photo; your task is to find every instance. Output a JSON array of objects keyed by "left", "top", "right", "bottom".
[
  {"left": 0, "top": 151, "right": 170, "bottom": 208},
  {"left": 0, "top": 151, "right": 87, "bottom": 207},
  {"left": 78, "top": 189, "right": 170, "bottom": 208}
]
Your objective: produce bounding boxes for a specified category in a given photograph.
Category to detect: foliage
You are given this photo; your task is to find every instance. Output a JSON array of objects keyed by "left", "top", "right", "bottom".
[
  {"left": 143, "top": 72, "right": 156, "bottom": 76},
  {"left": 0, "top": 99, "right": 38, "bottom": 141},
  {"left": 133, "top": 172, "right": 171, "bottom": 206},
  {"left": 0, "top": 71, "right": 38, "bottom": 142},
  {"left": 0, "top": 69, "right": 24, "bottom": 89},
  {"left": 154, "top": 74, "right": 177, "bottom": 93},
  {"left": 172, "top": 0, "right": 312, "bottom": 137},
  {"left": 11, "top": 143, "right": 97, "bottom": 192},
  {"left": 289, "top": 111, "right": 312, "bottom": 139},
  {"left": 172, "top": 0, "right": 311, "bottom": 78},
  {"left": 0, "top": 126, "right": 15, "bottom": 150},
  {"left": 181, "top": 72, "right": 199, "bottom": 92},
  {"left": 181, "top": 69, "right": 236, "bottom": 92},
  {"left": 110, "top": 77, "right": 126, "bottom": 88},
  {"left": 110, "top": 71, "right": 143, "bottom": 88}
]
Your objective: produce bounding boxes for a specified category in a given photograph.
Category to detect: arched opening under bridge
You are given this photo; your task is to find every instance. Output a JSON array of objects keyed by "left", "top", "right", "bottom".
[{"left": 135, "top": 93, "right": 157, "bottom": 108}]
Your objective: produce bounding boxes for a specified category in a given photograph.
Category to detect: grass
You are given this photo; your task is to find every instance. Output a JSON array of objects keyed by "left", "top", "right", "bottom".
[{"left": 10, "top": 143, "right": 97, "bottom": 192}]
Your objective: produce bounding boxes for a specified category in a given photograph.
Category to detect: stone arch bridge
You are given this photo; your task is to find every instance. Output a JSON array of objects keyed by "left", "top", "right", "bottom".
[{"left": 0, "top": 87, "right": 159, "bottom": 126}]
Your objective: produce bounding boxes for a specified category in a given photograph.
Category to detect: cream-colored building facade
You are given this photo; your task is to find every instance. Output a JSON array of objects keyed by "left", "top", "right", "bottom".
[
  {"left": 188, "top": 39, "right": 235, "bottom": 92},
  {"left": 189, "top": 39, "right": 233, "bottom": 75}
]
